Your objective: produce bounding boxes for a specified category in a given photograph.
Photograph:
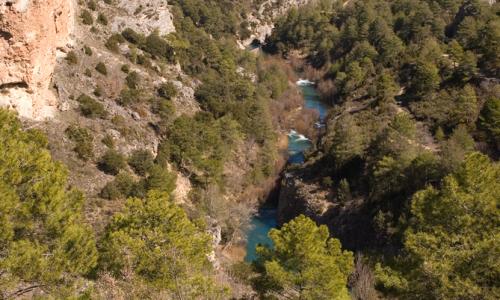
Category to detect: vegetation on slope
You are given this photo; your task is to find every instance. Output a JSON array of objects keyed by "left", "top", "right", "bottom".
[{"left": 265, "top": 0, "right": 499, "bottom": 298}]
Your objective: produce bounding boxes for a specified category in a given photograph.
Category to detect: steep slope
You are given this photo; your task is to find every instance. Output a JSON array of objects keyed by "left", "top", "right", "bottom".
[{"left": 0, "top": 0, "right": 73, "bottom": 119}]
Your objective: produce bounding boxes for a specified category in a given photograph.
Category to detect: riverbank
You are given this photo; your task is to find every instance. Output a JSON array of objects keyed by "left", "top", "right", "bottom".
[{"left": 243, "top": 79, "right": 330, "bottom": 261}]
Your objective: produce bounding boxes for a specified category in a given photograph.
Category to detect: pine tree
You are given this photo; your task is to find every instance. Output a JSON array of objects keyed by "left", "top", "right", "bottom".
[
  {"left": 255, "top": 215, "right": 354, "bottom": 300},
  {"left": 99, "top": 190, "right": 226, "bottom": 298},
  {"left": 0, "top": 109, "right": 97, "bottom": 297},
  {"left": 377, "top": 152, "right": 500, "bottom": 299}
]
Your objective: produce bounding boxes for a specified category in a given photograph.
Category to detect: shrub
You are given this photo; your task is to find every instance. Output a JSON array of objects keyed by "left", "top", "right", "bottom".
[
  {"left": 65, "top": 125, "right": 94, "bottom": 161},
  {"left": 121, "top": 64, "right": 130, "bottom": 73},
  {"left": 81, "top": 10, "right": 93, "bottom": 25},
  {"left": 95, "top": 62, "right": 108, "bottom": 75},
  {"left": 100, "top": 180, "right": 120, "bottom": 200},
  {"left": 98, "top": 149, "right": 126, "bottom": 175},
  {"left": 125, "top": 71, "right": 140, "bottom": 89},
  {"left": 100, "top": 172, "right": 137, "bottom": 200},
  {"left": 117, "top": 88, "right": 141, "bottom": 106},
  {"left": 87, "top": 0, "right": 97, "bottom": 11},
  {"left": 84, "top": 68, "right": 92, "bottom": 77},
  {"left": 105, "top": 33, "right": 125, "bottom": 52},
  {"left": 77, "top": 94, "right": 107, "bottom": 118},
  {"left": 93, "top": 85, "right": 104, "bottom": 97},
  {"left": 122, "top": 28, "right": 145, "bottom": 45},
  {"left": 136, "top": 54, "right": 152, "bottom": 68},
  {"left": 152, "top": 98, "right": 175, "bottom": 116},
  {"left": 128, "top": 149, "right": 155, "bottom": 176},
  {"left": 97, "top": 13, "right": 108, "bottom": 25},
  {"left": 83, "top": 45, "right": 93, "bottom": 56},
  {"left": 102, "top": 134, "right": 115, "bottom": 148},
  {"left": 143, "top": 31, "right": 173, "bottom": 60},
  {"left": 322, "top": 176, "right": 334, "bottom": 187},
  {"left": 158, "top": 82, "right": 178, "bottom": 99},
  {"left": 145, "top": 165, "right": 177, "bottom": 194},
  {"left": 65, "top": 51, "right": 78, "bottom": 65}
]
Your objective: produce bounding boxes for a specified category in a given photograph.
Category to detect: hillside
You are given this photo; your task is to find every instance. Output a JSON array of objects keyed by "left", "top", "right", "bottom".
[{"left": 0, "top": 0, "right": 499, "bottom": 299}]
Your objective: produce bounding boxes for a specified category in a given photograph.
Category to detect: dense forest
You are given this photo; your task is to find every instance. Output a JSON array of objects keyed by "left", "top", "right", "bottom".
[
  {"left": 0, "top": 0, "right": 498, "bottom": 299},
  {"left": 265, "top": 0, "right": 499, "bottom": 299}
]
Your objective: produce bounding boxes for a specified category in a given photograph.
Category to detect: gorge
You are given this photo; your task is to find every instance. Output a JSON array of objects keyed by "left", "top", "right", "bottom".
[
  {"left": 0, "top": 0, "right": 498, "bottom": 299},
  {"left": 245, "top": 78, "right": 329, "bottom": 262}
]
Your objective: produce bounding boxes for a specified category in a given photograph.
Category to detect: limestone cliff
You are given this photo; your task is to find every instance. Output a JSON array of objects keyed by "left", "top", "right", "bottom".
[
  {"left": 242, "top": 0, "right": 312, "bottom": 45},
  {"left": 0, "top": 0, "right": 73, "bottom": 119}
]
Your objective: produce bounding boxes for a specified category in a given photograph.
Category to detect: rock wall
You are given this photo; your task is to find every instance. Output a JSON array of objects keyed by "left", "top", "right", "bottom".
[
  {"left": 278, "top": 170, "right": 379, "bottom": 250},
  {"left": 243, "top": 0, "right": 312, "bottom": 46},
  {"left": 278, "top": 172, "right": 332, "bottom": 224},
  {"left": 111, "top": 0, "right": 175, "bottom": 36},
  {"left": 0, "top": 0, "right": 72, "bottom": 119}
]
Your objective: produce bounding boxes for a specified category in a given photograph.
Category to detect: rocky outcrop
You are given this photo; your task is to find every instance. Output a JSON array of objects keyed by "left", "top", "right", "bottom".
[
  {"left": 278, "top": 172, "right": 332, "bottom": 224},
  {"left": 111, "top": 0, "right": 175, "bottom": 36},
  {"left": 242, "top": 0, "right": 312, "bottom": 46},
  {"left": 278, "top": 170, "right": 378, "bottom": 250},
  {"left": 0, "top": 0, "right": 73, "bottom": 119}
]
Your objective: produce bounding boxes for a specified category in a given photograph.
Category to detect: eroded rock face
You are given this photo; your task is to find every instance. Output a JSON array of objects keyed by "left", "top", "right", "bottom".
[
  {"left": 0, "top": 0, "right": 72, "bottom": 119},
  {"left": 243, "top": 0, "right": 312, "bottom": 46},
  {"left": 111, "top": 0, "right": 175, "bottom": 36}
]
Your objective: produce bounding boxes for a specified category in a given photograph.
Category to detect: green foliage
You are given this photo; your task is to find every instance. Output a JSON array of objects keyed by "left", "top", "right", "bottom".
[
  {"left": 93, "top": 85, "right": 103, "bottom": 97},
  {"left": 479, "top": 96, "right": 500, "bottom": 146},
  {"left": 100, "top": 172, "right": 138, "bottom": 200},
  {"left": 99, "top": 191, "right": 225, "bottom": 298},
  {"left": 121, "top": 28, "right": 145, "bottom": 45},
  {"left": 337, "top": 179, "right": 352, "bottom": 204},
  {"left": 258, "top": 63, "right": 289, "bottom": 99},
  {"left": 120, "top": 64, "right": 130, "bottom": 73},
  {"left": 101, "top": 134, "right": 115, "bottom": 148},
  {"left": 255, "top": 215, "right": 354, "bottom": 299},
  {"left": 98, "top": 149, "right": 126, "bottom": 175},
  {"left": 65, "top": 125, "right": 94, "bottom": 161},
  {"left": 143, "top": 31, "right": 174, "bottom": 61},
  {"left": 159, "top": 113, "right": 239, "bottom": 184},
  {"left": 377, "top": 153, "right": 500, "bottom": 299},
  {"left": 87, "top": 0, "right": 97, "bottom": 11},
  {"left": 66, "top": 51, "right": 78, "bottom": 64},
  {"left": 327, "top": 114, "right": 364, "bottom": 169},
  {"left": 157, "top": 82, "right": 178, "bottom": 99},
  {"left": 117, "top": 88, "right": 141, "bottom": 107},
  {"left": 0, "top": 109, "right": 97, "bottom": 295},
  {"left": 83, "top": 45, "right": 93, "bottom": 56},
  {"left": 128, "top": 149, "right": 154, "bottom": 176},
  {"left": 412, "top": 60, "right": 440, "bottom": 96},
  {"left": 105, "top": 33, "right": 125, "bottom": 52},
  {"left": 97, "top": 13, "right": 108, "bottom": 26},
  {"left": 125, "top": 71, "right": 140, "bottom": 89},
  {"left": 144, "top": 165, "right": 177, "bottom": 194},
  {"left": 77, "top": 94, "right": 107, "bottom": 118},
  {"left": 95, "top": 62, "right": 107, "bottom": 75},
  {"left": 81, "top": 9, "right": 93, "bottom": 25}
]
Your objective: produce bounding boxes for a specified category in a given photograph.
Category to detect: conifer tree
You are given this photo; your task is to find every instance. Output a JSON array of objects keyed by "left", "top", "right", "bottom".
[{"left": 0, "top": 109, "right": 97, "bottom": 297}]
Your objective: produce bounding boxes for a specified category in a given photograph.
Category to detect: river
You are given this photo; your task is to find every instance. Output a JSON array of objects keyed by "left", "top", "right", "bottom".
[{"left": 244, "top": 79, "right": 329, "bottom": 261}]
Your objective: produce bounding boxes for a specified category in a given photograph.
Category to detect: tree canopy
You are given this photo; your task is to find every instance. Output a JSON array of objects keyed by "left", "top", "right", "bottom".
[
  {"left": 0, "top": 109, "right": 97, "bottom": 297},
  {"left": 99, "top": 190, "right": 226, "bottom": 298},
  {"left": 255, "top": 215, "right": 354, "bottom": 299},
  {"left": 376, "top": 152, "right": 500, "bottom": 299}
]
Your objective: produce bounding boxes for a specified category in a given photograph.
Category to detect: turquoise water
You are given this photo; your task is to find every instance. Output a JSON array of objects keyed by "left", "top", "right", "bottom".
[
  {"left": 244, "top": 81, "right": 328, "bottom": 262},
  {"left": 244, "top": 208, "right": 278, "bottom": 261},
  {"left": 300, "top": 83, "right": 328, "bottom": 121}
]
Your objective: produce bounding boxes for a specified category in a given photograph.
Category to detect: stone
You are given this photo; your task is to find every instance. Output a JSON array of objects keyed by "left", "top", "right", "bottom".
[
  {"left": 111, "top": 0, "right": 175, "bottom": 36},
  {"left": 0, "top": 0, "right": 73, "bottom": 119}
]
